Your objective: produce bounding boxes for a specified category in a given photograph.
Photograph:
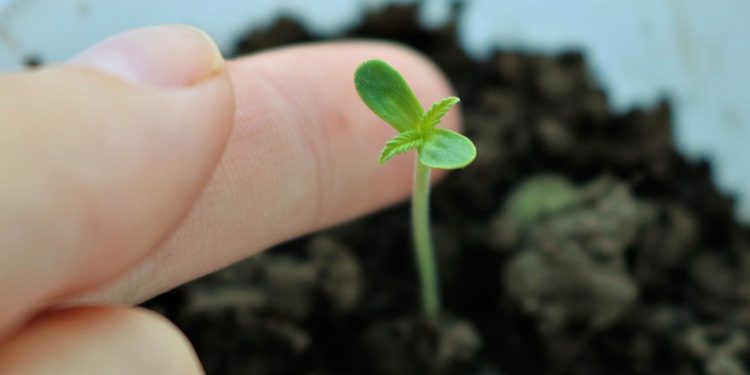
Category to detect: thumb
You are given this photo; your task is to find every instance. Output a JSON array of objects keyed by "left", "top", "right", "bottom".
[{"left": 0, "top": 25, "right": 233, "bottom": 335}]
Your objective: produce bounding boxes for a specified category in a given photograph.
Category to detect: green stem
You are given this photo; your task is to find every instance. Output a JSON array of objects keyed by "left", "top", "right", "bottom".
[{"left": 412, "top": 159, "right": 440, "bottom": 317}]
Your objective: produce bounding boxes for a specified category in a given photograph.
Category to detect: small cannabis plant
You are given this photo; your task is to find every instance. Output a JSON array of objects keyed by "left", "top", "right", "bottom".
[{"left": 354, "top": 59, "right": 476, "bottom": 317}]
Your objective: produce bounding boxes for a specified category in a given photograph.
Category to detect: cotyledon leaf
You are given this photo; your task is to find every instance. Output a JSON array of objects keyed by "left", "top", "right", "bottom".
[
  {"left": 420, "top": 96, "right": 460, "bottom": 131},
  {"left": 354, "top": 59, "right": 424, "bottom": 133},
  {"left": 379, "top": 129, "right": 423, "bottom": 164},
  {"left": 419, "top": 128, "right": 476, "bottom": 170}
]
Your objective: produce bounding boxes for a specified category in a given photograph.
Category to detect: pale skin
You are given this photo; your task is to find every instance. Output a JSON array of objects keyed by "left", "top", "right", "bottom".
[{"left": 0, "top": 25, "right": 459, "bottom": 373}]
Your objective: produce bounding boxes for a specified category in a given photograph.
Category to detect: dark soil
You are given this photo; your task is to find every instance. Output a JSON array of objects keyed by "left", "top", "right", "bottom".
[{"left": 145, "top": 5, "right": 750, "bottom": 375}]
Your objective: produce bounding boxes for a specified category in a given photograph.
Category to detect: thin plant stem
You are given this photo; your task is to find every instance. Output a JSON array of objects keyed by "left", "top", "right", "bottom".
[{"left": 412, "top": 159, "right": 440, "bottom": 317}]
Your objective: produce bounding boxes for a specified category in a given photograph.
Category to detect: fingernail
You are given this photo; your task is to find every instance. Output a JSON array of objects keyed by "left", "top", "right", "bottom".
[{"left": 69, "top": 25, "right": 225, "bottom": 88}]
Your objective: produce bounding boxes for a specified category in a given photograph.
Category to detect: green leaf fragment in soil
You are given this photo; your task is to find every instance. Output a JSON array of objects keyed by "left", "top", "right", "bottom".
[{"left": 505, "top": 175, "right": 580, "bottom": 227}]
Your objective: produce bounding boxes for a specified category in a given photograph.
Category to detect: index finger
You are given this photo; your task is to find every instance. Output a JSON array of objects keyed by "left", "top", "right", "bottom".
[{"left": 74, "top": 41, "right": 460, "bottom": 305}]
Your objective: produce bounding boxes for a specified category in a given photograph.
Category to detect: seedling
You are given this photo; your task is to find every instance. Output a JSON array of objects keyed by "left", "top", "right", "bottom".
[{"left": 354, "top": 59, "right": 476, "bottom": 317}]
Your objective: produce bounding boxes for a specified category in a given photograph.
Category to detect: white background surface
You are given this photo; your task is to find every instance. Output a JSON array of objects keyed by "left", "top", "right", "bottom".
[{"left": 1, "top": 0, "right": 749, "bottom": 219}]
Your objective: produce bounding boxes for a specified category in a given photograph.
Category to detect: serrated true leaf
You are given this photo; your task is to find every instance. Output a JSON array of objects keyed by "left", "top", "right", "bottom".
[
  {"left": 420, "top": 96, "right": 460, "bottom": 131},
  {"left": 354, "top": 60, "right": 424, "bottom": 133},
  {"left": 418, "top": 128, "right": 476, "bottom": 169},
  {"left": 379, "top": 129, "right": 423, "bottom": 164}
]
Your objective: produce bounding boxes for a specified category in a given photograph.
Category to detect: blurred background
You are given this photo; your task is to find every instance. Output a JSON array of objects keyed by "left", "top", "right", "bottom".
[{"left": 0, "top": 0, "right": 749, "bottom": 220}]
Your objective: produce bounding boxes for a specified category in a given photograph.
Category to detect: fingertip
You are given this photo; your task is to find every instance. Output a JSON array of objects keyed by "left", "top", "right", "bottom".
[
  {"left": 0, "top": 307, "right": 203, "bottom": 375},
  {"left": 66, "top": 41, "right": 461, "bottom": 306}
]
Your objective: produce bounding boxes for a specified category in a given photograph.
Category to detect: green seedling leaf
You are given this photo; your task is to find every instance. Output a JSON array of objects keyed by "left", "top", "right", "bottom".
[
  {"left": 419, "top": 128, "right": 476, "bottom": 169},
  {"left": 420, "top": 96, "right": 460, "bottom": 131},
  {"left": 379, "top": 129, "right": 423, "bottom": 164},
  {"left": 352, "top": 58, "right": 477, "bottom": 317},
  {"left": 354, "top": 60, "right": 424, "bottom": 133}
]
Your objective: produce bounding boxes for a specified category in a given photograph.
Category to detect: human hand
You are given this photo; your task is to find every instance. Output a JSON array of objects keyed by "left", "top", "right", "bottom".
[{"left": 0, "top": 25, "right": 458, "bottom": 373}]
